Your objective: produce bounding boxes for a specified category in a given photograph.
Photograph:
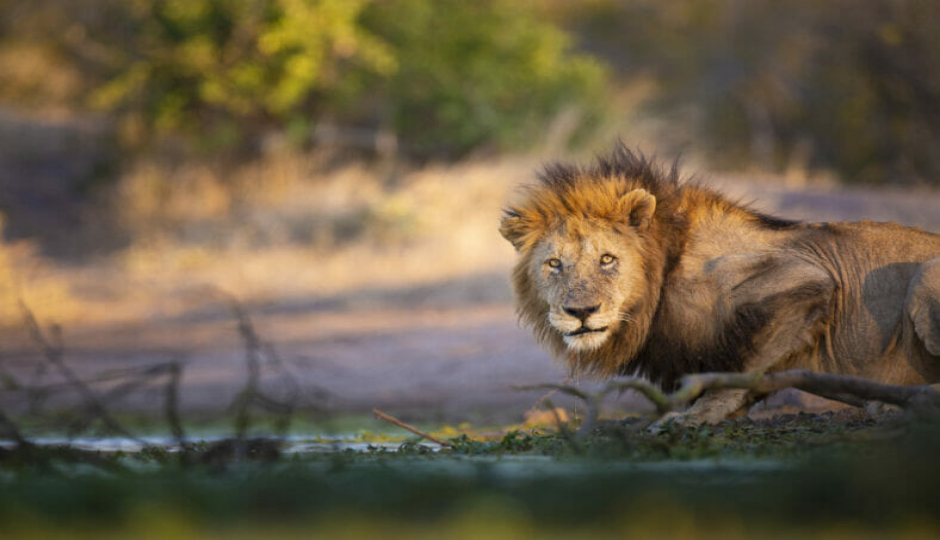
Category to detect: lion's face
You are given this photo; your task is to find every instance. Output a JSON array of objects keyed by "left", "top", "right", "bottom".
[
  {"left": 501, "top": 184, "right": 658, "bottom": 368},
  {"left": 529, "top": 220, "right": 649, "bottom": 352}
]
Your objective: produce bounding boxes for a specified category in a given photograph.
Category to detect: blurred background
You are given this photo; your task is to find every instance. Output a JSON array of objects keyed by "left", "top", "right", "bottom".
[{"left": 0, "top": 0, "right": 938, "bottom": 428}]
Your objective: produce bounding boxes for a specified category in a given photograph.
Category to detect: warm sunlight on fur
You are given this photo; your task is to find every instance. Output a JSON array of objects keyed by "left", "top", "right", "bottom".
[
  {"left": 501, "top": 145, "right": 940, "bottom": 424},
  {"left": 535, "top": 221, "right": 649, "bottom": 353}
]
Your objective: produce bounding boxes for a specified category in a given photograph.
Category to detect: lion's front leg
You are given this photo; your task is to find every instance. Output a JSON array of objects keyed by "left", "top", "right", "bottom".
[
  {"left": 658, "top": 255, "right": 836, "bottom": 428},
  {"left": 651, "top": 388, "right": 750, "bottom": 429},
  {"left": 683, "top": 388, "right": 751, "bottom": 424}
]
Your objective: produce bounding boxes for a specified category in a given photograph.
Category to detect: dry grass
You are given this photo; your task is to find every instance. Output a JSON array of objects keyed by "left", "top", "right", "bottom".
[
  {"left": 0, "top": 43, "right": 85, "bottom": 118},
  {"left": 116, "top": 153, "right": 522, "bottom": 289},
  {"left": 0, "top": 217, "right": 80, "bottom": 325},
  {"left": 1, "top": 153, "right": 533, "bottom": 327},
  {"left": 2, "top": 146, "right": 938, "bottom": 330}
]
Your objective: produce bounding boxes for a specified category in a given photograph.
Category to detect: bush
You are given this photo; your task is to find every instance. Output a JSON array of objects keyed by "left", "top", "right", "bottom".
[
  {"left": 568, "top": 0, "right": 940, "bottom": 185},
  {"left": 85, "top": 0, "right": 397, "bottom": 149},
  {"left": 14, "top": 0, "right": 606, "bottom": 158},
  {"left": 359, "top": 0, "right": 607, "bottom": 158}
]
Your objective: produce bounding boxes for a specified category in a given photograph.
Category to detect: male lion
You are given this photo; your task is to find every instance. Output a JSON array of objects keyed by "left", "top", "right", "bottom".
[{"left": 500, "top": 145, "right": 940, "bottom": 424}]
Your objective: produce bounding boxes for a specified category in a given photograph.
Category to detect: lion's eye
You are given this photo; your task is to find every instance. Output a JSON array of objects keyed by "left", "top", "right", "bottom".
[
  {"left": 547, "top": 258, "right": 562, "bottom": 269},
  {"left": 600, "top": 254, "right": 616, "bottom": 266}
]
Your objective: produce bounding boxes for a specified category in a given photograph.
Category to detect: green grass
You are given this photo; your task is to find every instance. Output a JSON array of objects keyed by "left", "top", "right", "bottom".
[{"left": 0, "top": 413, "right": 938, "bottom": 537}]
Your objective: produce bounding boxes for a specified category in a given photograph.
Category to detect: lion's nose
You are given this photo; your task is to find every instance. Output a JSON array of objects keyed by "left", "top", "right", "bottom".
[{"left": 563, "top": 304, "right": 599, "bottom": 321}]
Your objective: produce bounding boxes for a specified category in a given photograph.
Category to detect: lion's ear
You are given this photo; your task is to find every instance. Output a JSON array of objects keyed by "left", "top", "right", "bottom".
[
  {"left": 617, "top": 189, "right": 657, "bottom": 230},
  {"left": 499, "top": 211, "right": 531, "bottom": 251}
]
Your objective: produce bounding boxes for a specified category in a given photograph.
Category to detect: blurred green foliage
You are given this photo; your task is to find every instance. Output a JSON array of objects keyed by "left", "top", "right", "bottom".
[
  {"left": 566, "top": 0, "right": 940, "bottom": 185},
  {"left": 1, "top": 0, "right": 938, "bottom": 183},
  {"left": 0, "top": 0, "right": 605, "bottom": 158},
  {"left": 361, "top": 0, "right": 606, "bottom": 157},
  {"left": 1, "top": 418, "right": 939, "bottom": 537},
  {"left": 86, "top": 0, "right": 398, "bottom": 146}
]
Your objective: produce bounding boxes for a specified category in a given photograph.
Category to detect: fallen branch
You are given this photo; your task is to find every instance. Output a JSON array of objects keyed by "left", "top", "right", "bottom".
[
  {"left": 19, "top": 299, "right": 140, "bottom": 441},
  {"left": 516, "top": 378, "right": 671, "bottom": 436},
  {"left": 373, "top": 408, "right": 451, "bottom": 446},
  {"left": 516, "top": 368, "right": 940, "bottom": 436},
  {"left": 749, "top": 370, "right": 940, "bottom": 410},
  {"left": 63, "top": 360, "right": 187, "bottom": 443}
]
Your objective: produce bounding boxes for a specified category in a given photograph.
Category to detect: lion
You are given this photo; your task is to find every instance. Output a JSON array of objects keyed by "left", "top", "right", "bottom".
[{"left": 499, "top": 145, "right": 940, "bottom": 424}]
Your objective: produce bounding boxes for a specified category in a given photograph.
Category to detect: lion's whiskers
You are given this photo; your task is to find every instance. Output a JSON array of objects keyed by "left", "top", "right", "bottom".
[{"left": 618, "top": 313, "right": 636, "bottom": 324}]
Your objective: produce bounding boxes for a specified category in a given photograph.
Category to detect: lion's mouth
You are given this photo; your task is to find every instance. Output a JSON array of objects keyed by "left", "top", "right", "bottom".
[{"left": 564, "top": 326, "right": 608, "bottom": 337}]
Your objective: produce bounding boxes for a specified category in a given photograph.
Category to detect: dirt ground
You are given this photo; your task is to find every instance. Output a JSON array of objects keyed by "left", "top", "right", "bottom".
[{"left": 0, "top": 177, "right": 937, "bottom": 426}]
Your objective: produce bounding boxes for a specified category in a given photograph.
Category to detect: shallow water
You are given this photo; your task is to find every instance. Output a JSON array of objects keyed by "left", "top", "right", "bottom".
[
  {"left": 0, "top": 433, "right": 439, "bottom": 453},
  {"left": 0, "top": 434, "right": 793, "bottom": 479}
]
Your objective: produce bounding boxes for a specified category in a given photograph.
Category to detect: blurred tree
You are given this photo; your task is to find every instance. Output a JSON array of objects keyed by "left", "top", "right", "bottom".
[
  {"left": 0, "top": 0, "right": 605, "bottom": 158},
  {"left": 562, "top": 0, "right": 940, "bottom": 185},
  {"left": 85, "top": 0, "right": 397, "bottom": 149},
  {"left": 359, "top": 0, "right": 607, "bottom": 158},
  {"left": 2, "top": 0, "right": 936, "bottom": 184}
]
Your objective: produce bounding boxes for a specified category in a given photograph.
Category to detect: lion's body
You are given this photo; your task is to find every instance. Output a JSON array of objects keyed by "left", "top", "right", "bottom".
[{"left": 500, "top": 147, "right": 940, "bottom": 423}]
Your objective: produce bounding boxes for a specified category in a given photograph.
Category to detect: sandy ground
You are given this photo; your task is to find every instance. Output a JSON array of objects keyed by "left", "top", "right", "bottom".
[
  {"left": 0, "top": 286, "right": 574, "bottom": 425},
  {"left": 0, "top": 177, "right": 937, "bottom": 426}
]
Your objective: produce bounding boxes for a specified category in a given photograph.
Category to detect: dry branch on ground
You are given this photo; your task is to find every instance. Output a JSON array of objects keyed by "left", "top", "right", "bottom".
[
  {"left": 517, "top": 369, "right": 940, "bottom": 436},
  {"left": 1, "top": 294, "right": 310, "bottom": 453},
  {"left": 373, "top": 408, "right": 451, "bottom": 446}
]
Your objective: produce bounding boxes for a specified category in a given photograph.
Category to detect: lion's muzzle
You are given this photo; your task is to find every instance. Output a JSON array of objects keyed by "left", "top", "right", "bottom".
[
  {"left": 562, "top": 304, "right": 600, "bottom": 321},
  {"left": 549, "top": 303, "right": 615, "bottom": 351},
  {"left": 564, "top": 325, "right": 608, "bottom": 337}
]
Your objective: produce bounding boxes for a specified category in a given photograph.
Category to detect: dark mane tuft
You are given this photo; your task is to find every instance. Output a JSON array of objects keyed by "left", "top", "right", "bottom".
[
  {"left": 537, "top": 143, "right": 682, "bottom": 197},
  {"left": 751, "top": 211, "right": 802, "bottom": 230},
  {"left": 591, "top": 144, "right": 681, "bottom": 189}
]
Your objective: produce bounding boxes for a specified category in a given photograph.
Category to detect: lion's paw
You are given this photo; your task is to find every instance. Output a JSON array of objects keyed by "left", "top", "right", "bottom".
[{"left": 646, "top": 411, "right": 703, "bottom": 433}]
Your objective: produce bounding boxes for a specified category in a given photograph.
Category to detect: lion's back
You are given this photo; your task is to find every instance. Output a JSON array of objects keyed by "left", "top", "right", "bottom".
[{"left": 798, "top": 220, "right": 940, "bottom": 384}]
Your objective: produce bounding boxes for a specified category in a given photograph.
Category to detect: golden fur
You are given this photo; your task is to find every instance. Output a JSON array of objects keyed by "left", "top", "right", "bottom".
[{"left": 500, "top": 145, "right": 940, "bottom": 423}]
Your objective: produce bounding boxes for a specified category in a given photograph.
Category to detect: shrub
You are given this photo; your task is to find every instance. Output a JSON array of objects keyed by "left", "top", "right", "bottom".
[
  {"left": 569, "top": 0, "right": 940, "bottom": 185},
  {"left": 31, "top": 0, "right": 607, "bottom": 158},
  {"left": 359, "top": 0, "right": 607, "bottom": 158},
  {"left": 86, "top": 0, "right": 396, "bottom": 149}
]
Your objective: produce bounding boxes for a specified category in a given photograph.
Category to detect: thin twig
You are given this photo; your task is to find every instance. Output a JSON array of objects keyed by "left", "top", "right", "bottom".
[
  {"left": 228, "top": 298, "right": 262, "bottom": 442},
  {"left": 19, "top": 299, "right": 139, "bottom": 441},
  {"left": 542, "top": 398, "right": 583, "bottom": 454},
  {"left": 165, "top": 362, "right": 185, "bottom": 445},
  {"left": 57, "top": 361, "right": 186, "bottom": 442},
  {"left": 524, "top": 375, "right": 573, "bottom": 422},
  {"left": 261, "top": 343, "right": 301, "bottom": 437},
  {"left": 373, "top": 408, "right": 451, "bottom": 446},
  {"left": 0, "top": 408, "right": 26, "bottom": 445},
  {"left": 215, "top": 292, "right": 302, "bottom": 443},
  {"left": 26, "top": 360, "right": 48, "bottom": 413}
]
